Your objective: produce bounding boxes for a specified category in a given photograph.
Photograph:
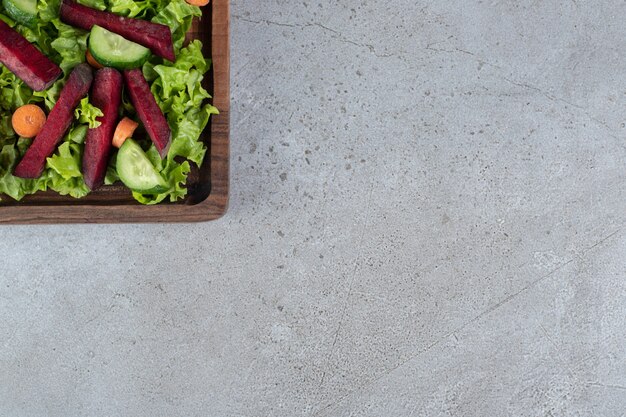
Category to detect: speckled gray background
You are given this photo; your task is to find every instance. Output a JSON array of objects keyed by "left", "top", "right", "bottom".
[{"left": 1, "top": 1, "right": 625, "bottom": 416}]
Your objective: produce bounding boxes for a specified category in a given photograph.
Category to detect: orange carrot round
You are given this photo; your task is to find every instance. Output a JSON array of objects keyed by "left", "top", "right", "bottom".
[
  {"left": 12, "top": 104, "right": 46, "bottom": 138},
  {"left": 186, "top": 0, "right": 210, "bottom": 6},
  {"left": 86, "top": 49, "right": 104, "bottom": 69},
  {"left": 112, "top": 117, "right": 139, "bottom": 148}
]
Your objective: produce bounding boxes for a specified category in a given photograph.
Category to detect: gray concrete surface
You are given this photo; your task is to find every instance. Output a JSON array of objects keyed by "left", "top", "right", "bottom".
[{"left": 1, "top": 0, "right": 625, "bottom": 416}]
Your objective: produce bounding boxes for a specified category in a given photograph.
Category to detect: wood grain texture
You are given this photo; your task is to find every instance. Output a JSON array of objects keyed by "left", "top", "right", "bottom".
[{"left": 0, "top": 0, "right": 230, "bottom": 224}]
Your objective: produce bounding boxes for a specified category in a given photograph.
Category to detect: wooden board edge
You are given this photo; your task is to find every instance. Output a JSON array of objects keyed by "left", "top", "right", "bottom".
[{"left": 193, "top": 0, "right": 230, "bottom": 222}]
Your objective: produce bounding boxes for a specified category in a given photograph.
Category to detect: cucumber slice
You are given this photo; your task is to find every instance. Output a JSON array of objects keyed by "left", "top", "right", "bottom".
[
  {"left": 117, "top": 139, "right": 169, "bottom": 193},
  {"left": 2, "top": 0, "right": 37, "bottom": 27},
  {"left": 88, "top": 25, "right": 151, "bottom": 70}
]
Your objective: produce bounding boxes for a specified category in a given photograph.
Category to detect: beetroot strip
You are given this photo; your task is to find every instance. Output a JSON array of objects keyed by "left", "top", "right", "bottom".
[
  {"left": 14, "top": 64, "right": 93, "bottom": 179},
  {"left": 60, "top": 0, "right": 175, "bottom": 61},
  {"left": 0, "top": 20, "right": 62, "bottom": 91},
  {"left": 82, "top": 68, "right": 123, "bottom": 190},
  {"left": 123, "top": 68, "right": 171, "bottom": 159}
]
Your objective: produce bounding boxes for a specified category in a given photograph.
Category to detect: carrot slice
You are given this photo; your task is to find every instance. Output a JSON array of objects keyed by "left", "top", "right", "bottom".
[
  {"left": 86, "top": 49, "right": 104, "bottom": 69},
  {"left": 112, "top": 117, "right": 139, "bottom": 148},
  {"left": 186, "top": 0, "right": 210, "bottom": 6},
  {"left": 12, "top": 104, "right": 47, "bottom": 138}
]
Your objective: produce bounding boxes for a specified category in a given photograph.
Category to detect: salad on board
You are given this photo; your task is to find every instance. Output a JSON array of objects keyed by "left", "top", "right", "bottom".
[{"left": 0, "top": 0, "right": 217, "bottom": 204}]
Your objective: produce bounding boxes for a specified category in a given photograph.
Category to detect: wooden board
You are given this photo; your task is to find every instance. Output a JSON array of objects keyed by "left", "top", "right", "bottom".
[{"left": 0, "top": 0, "right": 230, "bottom": 224}]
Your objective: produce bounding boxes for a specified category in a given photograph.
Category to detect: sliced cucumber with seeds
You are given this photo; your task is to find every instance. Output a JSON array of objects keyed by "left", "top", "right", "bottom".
[
  {"left": 2, "top": 0, "right": 37, "bottom": 27},
  {"left": 89, "top": 25, "right": 151, "bottom": 70},
  {"left": 117, "top": 139, "right": 169, "bottom": 193}
]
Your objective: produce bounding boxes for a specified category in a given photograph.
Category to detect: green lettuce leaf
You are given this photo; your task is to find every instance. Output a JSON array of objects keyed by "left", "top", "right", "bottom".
[
  {"left": 32, "top": 77, "right": 62, "bottom": 111},
  {"left": 37, "top": 0, "right": 60, "bottom": 23},
  {"left": 76, "top": 0, "right": 106, "bottom": 11},
  {"left": 68, "top": 124, "right": 88, "bottom": 144},
  {"left": 50, "top": 20, "right": 88, "bottom": 74},
  {"left": 108, "top": 0, "right": 166, "bottom": 19},
  {"left": 46, "top": 141, "right": 82, "bottom": 180},
  {"left": 74, "top": 97, "right": 103, "bottom": 128},
  {"left": 45, "top": 128, "right": 90, "bottom": 198},
  {"left": 0, "top": 66, "right": 35, "bottom": 111},
  {"left": 169, "top": 106, "right": 215, "bottom": 166},
  {"left": 151, "top": 0, "right": 201, "bottom": 51},
  {"left": 0, "top": 143, "right": 45, "bottom": 200}
]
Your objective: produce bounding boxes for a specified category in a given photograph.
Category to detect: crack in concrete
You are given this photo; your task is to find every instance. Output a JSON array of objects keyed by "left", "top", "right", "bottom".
[
  {"left": 234, "top": 15, "right": 394, "bottom": 58},
  {"left": 421, "top": 42, "right": 620, "bottom": 140},
  {"left": 313, "top": 227, "right": 625, "bottom": 415},
  {"left": 500, "top": 76, "right": 618, "bottom": 137},
  {"left": 586, "top": 382, "right": 626, "bottom": 391},
  {"left": 425, "top": 43, "right": 502, "bottom": 69},
  {"left": 313, "top": 181, "right": 376, "bottom": 407},
  {"left": 312, "top": 258, "right": 575, "bottom": 416}
]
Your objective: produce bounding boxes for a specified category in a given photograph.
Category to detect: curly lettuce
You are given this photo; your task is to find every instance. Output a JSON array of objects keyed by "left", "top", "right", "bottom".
[{"left": 74, "top": 97, "right": 103, "bottom": 128}]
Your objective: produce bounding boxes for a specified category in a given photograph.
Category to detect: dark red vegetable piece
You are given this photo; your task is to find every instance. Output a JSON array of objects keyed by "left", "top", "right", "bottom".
[
  {"left": 82, "top": 68, "right": 122, "bottom": 190},
  {"left": 60, "top": 0, "right": 175, "bottom": 61},
  {"left": 0, "top": 19, "right": 62, "bottom": 91},
  {"left": 14, "top": 64, "right": 94, "bottom": 179},
  {"left": 123, "top": 68, "right": 171, "bottom": 159}
]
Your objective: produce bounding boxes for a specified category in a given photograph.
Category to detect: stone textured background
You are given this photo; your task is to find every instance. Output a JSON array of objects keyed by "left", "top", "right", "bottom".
[{"left": 1, "top": 1, "right": 625, "bottom": 416}]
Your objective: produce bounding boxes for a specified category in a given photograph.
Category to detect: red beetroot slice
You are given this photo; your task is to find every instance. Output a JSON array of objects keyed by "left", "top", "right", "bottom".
[
  {"left": 0, "top": 20, "right": 62, "bottom": 91},
  {"left": 60, "top": 0, "right": 175, "bottom": 61},
  {"left": 82, "top": 68, "right": 122, "bottom": 190},
  {"left": 123, "top": 68, "right": 171, "bottom": 159},
  {"left": 14, "top": 64, "right": 93, "bottom": 179}
]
